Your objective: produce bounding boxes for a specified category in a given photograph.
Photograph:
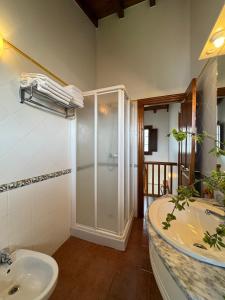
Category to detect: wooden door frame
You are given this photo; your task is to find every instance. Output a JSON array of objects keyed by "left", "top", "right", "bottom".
[{"left": 137, "top": 93, "right": 186, "bottom": 218}]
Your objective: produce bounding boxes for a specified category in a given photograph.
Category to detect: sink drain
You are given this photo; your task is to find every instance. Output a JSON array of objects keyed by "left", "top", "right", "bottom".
[
  {"left": 193, "top": 243, "right": 207, "bottom": 250},
  {"left": 8, "top": 285, "right": 20, "bottom": 295}
]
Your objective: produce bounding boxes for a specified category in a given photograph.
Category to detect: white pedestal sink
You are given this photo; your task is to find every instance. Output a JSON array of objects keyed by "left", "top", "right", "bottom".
[{"left": 0, "top": 249, "right": 58, "bottom": 300}]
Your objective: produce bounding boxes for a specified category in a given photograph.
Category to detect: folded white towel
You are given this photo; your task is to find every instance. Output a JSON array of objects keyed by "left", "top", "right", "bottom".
[
  {"left": 64, "top": 85, "right": 82, "bottom": 95},
  {"left": 20, "top": 77, "right": 72, "bottom": 102},
  {"left": 21, "top": 73, "right": 74, "bottom": 100},
  {"left": 57, "top": 85, "right": 84, "bottom": 102},
  {"left": 22, "top": 74, "right": 84, "bottom": 99},
  {"left": 20, "top": 78, "right": 70, "bottom": 105},
  {"left": 70, "top": 98, "right": 84, "bottom": 107},
  {"left": 37, "top": 86, "right": 70, "bottom": 105},
  {"left": 21, "top": 73, "right": 84, "bottom": 108}
]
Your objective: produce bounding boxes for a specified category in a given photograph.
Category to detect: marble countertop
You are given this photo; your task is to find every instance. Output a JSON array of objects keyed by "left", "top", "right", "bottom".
[{"left": 147, "top": 196, "right": 225, "bottom": 300}]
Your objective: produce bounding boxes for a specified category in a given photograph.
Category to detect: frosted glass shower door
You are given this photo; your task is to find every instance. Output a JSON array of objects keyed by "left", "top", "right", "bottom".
[
  {"left": 75, "top": 87, "right": 132, "bottom": 240},
  {"left": 76, "top": 95, "right": 95, "bottom": 227},
  {"left": 97, "top": 92, "right": 119, "bottom": 232}
]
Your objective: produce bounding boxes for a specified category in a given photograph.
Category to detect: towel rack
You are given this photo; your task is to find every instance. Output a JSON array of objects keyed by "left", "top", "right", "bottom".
[{"left": 20, "top": 84, "right": 79, "bottom": 118}]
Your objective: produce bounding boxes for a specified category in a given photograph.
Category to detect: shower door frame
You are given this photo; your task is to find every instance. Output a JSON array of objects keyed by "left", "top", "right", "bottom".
[{"left": 75, "top": 85, "right": 131, "bottom": 238}]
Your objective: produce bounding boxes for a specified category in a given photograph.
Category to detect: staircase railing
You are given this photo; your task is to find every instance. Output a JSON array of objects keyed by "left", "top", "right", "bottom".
[{"left": 144, "top": 161, "right": 178, "bottom": 197}]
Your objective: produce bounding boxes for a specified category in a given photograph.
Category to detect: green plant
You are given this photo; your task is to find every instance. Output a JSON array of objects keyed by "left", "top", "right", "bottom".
[
  {"left": 163, "top": 129, "right": 225, "bottom": 249},
  {"left": 162, "top": 186, "right": 198, "bottom": 229},
  {"left": 204, "top": 170, "right": 225, "bottom": 200},
  {"left": 203, "top": 224, "right": 225, "bottom": 250}
]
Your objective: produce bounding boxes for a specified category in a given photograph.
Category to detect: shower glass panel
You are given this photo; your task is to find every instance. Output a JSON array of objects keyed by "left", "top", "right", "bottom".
[
  {"left": 97, "top": 92, "right": 118, "bottom": 232},
  {"left": 76, "top": 95, "right": 95, "bottom": 227},
  {"left": 124, "top": 96, "right": 129, "bottom": 226}
]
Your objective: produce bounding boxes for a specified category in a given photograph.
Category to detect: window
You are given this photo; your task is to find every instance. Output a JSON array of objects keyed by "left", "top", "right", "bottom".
[
  {"left": 217, "top": 121, "right": 224, "bottom": 150},
  {"left": 144, "top": 129, "right": 149, "bottom": 152},
  {"left": 144, "top": 125, "right": 158, "bottom": 155}
]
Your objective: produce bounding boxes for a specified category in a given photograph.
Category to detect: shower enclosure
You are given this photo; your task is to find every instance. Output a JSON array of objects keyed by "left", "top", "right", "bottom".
[{"left": 72, "top": 86, "right": 134, "bottom": 250}]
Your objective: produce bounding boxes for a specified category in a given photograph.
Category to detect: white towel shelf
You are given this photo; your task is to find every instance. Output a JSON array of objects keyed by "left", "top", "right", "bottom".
[{"left": 20, "top": 84, "right": 79, "bottom": 118}]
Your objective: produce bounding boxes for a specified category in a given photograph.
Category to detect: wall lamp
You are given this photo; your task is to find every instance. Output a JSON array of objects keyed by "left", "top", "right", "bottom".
[
  {"left": 0, "top": 34, "right": 4, "bottom": 56},
  {"left": 200, "top": 4, "right": 225, "bottom": 60},
  {"left": 211, "top": 30, "right": 225, "bottom": 49}
]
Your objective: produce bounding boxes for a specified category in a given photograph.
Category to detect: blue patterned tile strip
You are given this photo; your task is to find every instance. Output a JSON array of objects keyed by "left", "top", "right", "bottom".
[{"left": 0, "top": 169, "right": 72, "bottom": 193}]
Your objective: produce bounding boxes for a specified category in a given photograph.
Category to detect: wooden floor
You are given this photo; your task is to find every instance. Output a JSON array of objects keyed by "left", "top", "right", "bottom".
[{"left": 50, "top": 219, "right": 162, "bottom": 300}]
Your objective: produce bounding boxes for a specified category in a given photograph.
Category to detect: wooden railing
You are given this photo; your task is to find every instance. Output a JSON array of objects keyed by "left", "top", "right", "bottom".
[{"left": 144, "top": 161, "right": 178, "bottom": 197}]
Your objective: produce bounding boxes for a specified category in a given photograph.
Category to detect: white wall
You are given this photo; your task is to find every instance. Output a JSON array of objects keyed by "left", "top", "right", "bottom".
[
  {"left": 190, "top": 0, "right": 225, "bottom": 78},
  {"left": 0, "top": 0, "right": 96, "bottom": 90},
  {"left": 96, "top": 0, "right": 225, "bottom": 99},
  {"left": 96, "top": 0, "right": 191, "bottom": 100},
  {"left": 168, "top": 103, "right": 180, "bottom": 163},
  {"left": 144, "top": 109, "right": 169, "bottom": 162},
  {"left": 168, "top": 103, "right": 180, "bottom": 191},
  {"left": 0, "top": 0, "right": 96, "bottom": 255}
]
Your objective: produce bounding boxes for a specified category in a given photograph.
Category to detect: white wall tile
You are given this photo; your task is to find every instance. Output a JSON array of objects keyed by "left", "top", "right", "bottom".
[
  {"left": 0, "top": 215, "right": 9, "bottom": 250},
  {"left": 0, "top": 193, "right": 8, "bottom": 218},
  {"left": 0, "top": 174, "right": 71, "bottom": 255},
  {"left": 0, "top": 53, "right": 73, "bottom": 255},
  {"left": 8, "top": 185, "right": 33, "bottom": 251}
]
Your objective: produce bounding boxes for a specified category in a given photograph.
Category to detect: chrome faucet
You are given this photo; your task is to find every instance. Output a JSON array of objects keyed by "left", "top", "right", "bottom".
[
  {"left": 0, "top": 248, "right": 13, "bottom": 266},
  {"left": 205, "top": 209, "right": 225, "bottom": 221}
]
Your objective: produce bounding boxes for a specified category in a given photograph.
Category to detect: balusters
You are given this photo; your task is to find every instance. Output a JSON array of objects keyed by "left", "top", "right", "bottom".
[
  {"left": 170, "top": 165, "right": 173, "bottom": 194},
  {"left": 158, "top": 164, "right": 160, "bottom": 196},
  {"left": 163, "top": 164, "right": 167, "bottom": 194},
  {"left": 152, "top": 164, "right": 154, "bottom": 196},
  {"left": 146, "top": 163, "right": 148, "bottom": 195},
  {"left": 144, "top": 161, "right": 177, "bottom": 197}
]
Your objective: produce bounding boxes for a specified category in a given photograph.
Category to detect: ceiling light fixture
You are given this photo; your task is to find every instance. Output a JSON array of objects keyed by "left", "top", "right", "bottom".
[{"left": 210, "top": 30, "right": 225, "bottom": 48}]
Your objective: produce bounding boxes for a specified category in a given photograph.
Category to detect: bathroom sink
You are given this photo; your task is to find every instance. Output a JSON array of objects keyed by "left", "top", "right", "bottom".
[
  {"left": 149, "top": 197, "right": 225, "bottom": 267},
  {"left": 0, "top": 249, "right": 58, "bottom": 300}
]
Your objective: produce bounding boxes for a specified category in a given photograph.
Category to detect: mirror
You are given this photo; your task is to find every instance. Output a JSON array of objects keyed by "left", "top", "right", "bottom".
[
  {"left": 196, "top": 59, "right": 217, "bottom": 177},
  {"left": 195, "top": 56, "right": 225, "bottom": 178},
  {"left": 217, "top": 56, "right": 225, "bottom": 171}
]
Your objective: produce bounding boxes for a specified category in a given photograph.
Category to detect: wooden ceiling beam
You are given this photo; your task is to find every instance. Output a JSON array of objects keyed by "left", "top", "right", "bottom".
[
  {"left": 138, "top": 93, "right": 186, "bottom": 106},
  {"left": 144, "top": 104, "right": 169, "bottom": 113},
  {"left": 75, "top": 0, "right": 153, "bottom": 24},
  {"left": 116, "top": 0, "right": 124, "bottom": 18},
  {"left": 74, "top": 0, "right": 98, "bottom": 27},
  {"left": 149, "top": 0, "right": 156, "bottom": 7}
]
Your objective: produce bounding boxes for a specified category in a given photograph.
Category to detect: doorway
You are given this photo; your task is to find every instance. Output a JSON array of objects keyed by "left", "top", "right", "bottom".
[{"left": 137, "top": 93, "right": 186, "bottom": 218}]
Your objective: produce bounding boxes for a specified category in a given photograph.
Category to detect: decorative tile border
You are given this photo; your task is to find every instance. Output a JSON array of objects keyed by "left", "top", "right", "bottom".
[{"left": 0, "top": 169, "right": 72, "bottom": 193}]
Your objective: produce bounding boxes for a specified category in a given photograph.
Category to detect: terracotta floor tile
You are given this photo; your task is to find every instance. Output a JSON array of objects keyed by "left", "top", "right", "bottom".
[{"left": 50, "top": 219, "right": 162, "bottom": 300}]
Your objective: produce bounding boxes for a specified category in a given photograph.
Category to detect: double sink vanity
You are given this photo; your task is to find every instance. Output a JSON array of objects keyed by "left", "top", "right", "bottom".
[{"left": 148, "top": 195, "right": 225, "bottom": 300}]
